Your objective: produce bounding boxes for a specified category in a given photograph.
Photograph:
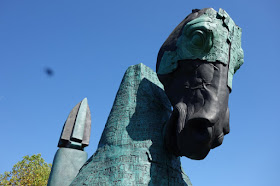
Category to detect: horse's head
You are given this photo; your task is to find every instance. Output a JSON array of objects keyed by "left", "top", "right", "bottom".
[{"left": 157, "top": 8, "right": 244, "bottom": 160}]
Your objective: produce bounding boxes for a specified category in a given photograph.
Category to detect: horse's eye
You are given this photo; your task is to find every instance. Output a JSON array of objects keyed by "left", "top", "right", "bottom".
[
  {"left": 184, "top": 27, "right": 212, "bottom": 56},
  {"left": 190, "top": 30, "right": 206, "bottom": 48}
]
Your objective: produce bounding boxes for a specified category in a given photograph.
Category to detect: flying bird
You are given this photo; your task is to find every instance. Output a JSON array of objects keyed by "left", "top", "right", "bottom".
[{"left": 44, "top": 67, "right": 54, "bottom": 77}]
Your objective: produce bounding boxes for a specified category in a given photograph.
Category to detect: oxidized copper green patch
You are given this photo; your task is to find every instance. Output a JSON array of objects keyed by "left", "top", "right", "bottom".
[{"left": 157, "top": 8, "right": 244, "bottom": 89}]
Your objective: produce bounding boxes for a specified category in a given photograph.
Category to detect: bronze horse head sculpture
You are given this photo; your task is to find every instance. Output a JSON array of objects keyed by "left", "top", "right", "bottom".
[
  {"left": 157, "top": 8, "right": 244, "bottom": 160},
  {"left": 48, "top": 8, "right": 244, "bottom": 186}
]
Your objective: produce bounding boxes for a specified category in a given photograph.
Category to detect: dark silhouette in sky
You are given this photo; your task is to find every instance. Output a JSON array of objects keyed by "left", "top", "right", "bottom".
[{"left": 44, "top": 67, "right": 54, "bottom": 77}]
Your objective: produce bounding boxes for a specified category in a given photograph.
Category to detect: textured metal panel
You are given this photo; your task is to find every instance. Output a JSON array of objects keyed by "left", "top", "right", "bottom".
[{"left": 70, "top": 63, "right": 192, "bottom": 186}]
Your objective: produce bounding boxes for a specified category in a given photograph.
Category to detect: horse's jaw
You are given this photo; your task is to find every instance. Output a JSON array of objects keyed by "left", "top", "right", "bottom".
[{"left": 160, "top": 61, "right": 230, "bottom": 160}]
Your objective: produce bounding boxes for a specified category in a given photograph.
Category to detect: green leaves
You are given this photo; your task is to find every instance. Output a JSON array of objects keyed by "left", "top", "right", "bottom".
[{"left": 0, "top": 154, "right": 52, "bottom": 186}]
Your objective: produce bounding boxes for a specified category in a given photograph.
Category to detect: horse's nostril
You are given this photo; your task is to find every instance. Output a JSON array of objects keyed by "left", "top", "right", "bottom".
[
  {"left": 188, "top": 118, "right": 211, "bottom": 128},
  {"left": 188, "top": 118, "right": 212, "bottom": 142}
]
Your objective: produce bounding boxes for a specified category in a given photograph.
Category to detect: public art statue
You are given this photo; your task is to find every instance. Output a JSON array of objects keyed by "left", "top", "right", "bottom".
[
  {"left": 48, "top": 8, "right": 243, "bottom": 186},
  {"left": 48, "top": 98, "right": 91, "bottom": 186},
  {"left": 157, "top": 8, "right": 244, "bottom": 160}
]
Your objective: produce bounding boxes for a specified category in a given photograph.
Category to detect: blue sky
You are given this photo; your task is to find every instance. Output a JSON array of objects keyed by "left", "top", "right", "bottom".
[{"left": 0, "top": 1, "right": 279, "bottom": 185}]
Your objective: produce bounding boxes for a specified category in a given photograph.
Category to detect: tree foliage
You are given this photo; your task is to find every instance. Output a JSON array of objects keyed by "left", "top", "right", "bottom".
[{"left": 0, "top": 154, "right": 52, "bottom": 186}]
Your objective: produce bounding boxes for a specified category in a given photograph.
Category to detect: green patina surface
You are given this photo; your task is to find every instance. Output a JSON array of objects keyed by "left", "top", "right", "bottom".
[
  {"left": 48, "top": 98, "right": 91, "bottom": 186},
  {"left": 72, "top": 98, "right": 88, "bottom": 143},
  {"left": 157, "top": 8, "right": 244, "bottom": 89},
  {"left": 58, "top": 97, "right": 91, "bottom": 149},
  {"left": 70, "top": 63, "right": 192, "bottom": 186},
  {"left": 47, "top": 148, "right": 88, "bottom": 186}
]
